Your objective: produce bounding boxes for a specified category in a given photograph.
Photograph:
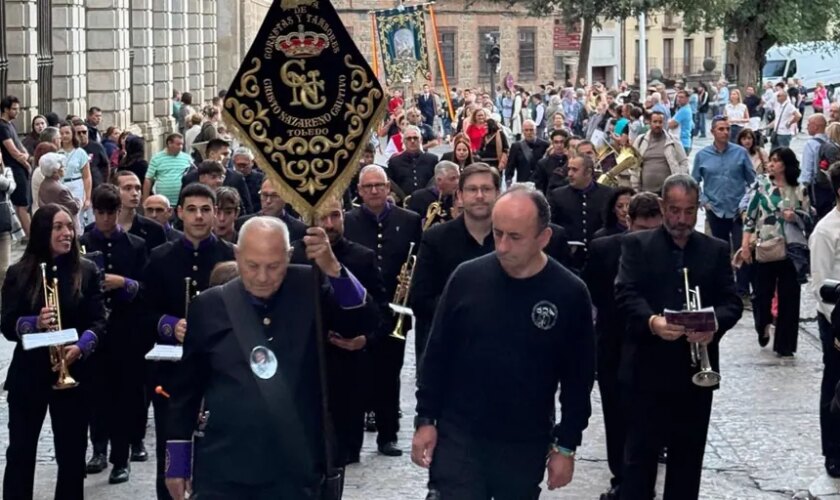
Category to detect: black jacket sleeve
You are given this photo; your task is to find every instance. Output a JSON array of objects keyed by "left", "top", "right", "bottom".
[
  {"left": 81, "top": 262, "right": 108, "bottom": 345},
  {"left": 1, "top": 265, "right": 26, "bottom": 342},
  {"left": 408, "top": 228, "right": 445, "bottom": 325},
  {"left": 614, "top": 235, "right": 657, "bottom": 342}
]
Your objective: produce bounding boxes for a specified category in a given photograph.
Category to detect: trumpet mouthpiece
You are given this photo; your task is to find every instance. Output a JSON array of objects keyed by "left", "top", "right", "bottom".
[{"left": 155, "top": 386, "right": 171, "bottom": 399}]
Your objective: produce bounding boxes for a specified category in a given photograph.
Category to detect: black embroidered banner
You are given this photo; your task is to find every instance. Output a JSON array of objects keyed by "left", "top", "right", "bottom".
[{"left": 223, "top": 0, "right": 386, "bottom": 221}]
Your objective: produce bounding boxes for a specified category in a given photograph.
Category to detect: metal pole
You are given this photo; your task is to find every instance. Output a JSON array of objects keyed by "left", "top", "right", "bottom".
[{"left": 639, "top": 12, "right": 647, "bottom": 98}]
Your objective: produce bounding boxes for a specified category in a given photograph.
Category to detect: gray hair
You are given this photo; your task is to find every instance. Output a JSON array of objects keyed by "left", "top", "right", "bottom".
[
  {"left": 650, "top": 92, "right": 661, "bottom": 104},
  {"left": 499, "top": 182, "right": 551, "bottom": 232},
  {"left": 39, "top": 126, "right": 60, "bottom": 145},
  {"left": 661, "top": 174, "right": 700, "bottom": 204},
  {"left": 402, "top": 125, "right": 425, "bottom": 151},
  {"left": 238, "top": 215, "right": 290, "bottom": 251},
  {"left": 434, "top": 160, "right": 459, "bottom": 177},
  {"left": 39, "top": 152, "right": 65, "bottom": 178},
  {"left": 359, "top": 164, "right": 388, "bottom": 183},
  {"left": 232, "top": 147, "right": 254, "bottom": 161}
]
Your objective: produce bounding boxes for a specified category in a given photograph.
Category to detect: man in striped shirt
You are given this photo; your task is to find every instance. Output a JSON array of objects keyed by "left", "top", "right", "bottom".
[{"left": 143, "top": 133, "right": 192, "bottom": 205}]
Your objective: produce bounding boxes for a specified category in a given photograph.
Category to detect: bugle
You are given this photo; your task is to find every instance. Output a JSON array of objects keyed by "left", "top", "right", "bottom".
[
  {"left": 389, "top": 242, "right": 416, "bottom": 340},
  {"left": 683, "top": 268, "right": 721, "bottom": 387},
  {"left": 40, "top": 263, "right": 78, "bottom": 390}
]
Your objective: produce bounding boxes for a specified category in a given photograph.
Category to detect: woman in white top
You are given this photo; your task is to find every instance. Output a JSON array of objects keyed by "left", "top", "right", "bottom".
[
  {"left": 58, "top": 121, "right": 92, "bottom": 225},
  {"left": 725, "top": 89, "right": 750, "bottom": 143}
]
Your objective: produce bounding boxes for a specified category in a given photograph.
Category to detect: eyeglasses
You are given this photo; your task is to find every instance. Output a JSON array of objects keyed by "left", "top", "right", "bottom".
[
  {"left": 359, "top": 182, "right": 388, "bottom": 192},
  {"left": 404, "top": 136, "right": 420, "bottom": 142},
  {"left": 259, "top": 192, "right": 281, "bottom": 201},
  {"left": 76, "top": 130, "right": 88, "bottom": 136},
  {"left": 462, "top": 186, "right": 496, "bottom": 195}
]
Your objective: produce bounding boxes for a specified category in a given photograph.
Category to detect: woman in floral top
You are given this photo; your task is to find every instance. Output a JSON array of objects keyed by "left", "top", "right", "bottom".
[{"left": 740, "top": 147, "right": 811, "bottom": 357}]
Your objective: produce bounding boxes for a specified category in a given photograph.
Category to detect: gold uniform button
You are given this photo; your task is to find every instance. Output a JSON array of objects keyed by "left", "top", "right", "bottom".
[
  {"left": 263, "top": 317, "right": 271, "bottom": 326},
  {"left": 378, "top": 233, "right": 383, "bottom": 239}
]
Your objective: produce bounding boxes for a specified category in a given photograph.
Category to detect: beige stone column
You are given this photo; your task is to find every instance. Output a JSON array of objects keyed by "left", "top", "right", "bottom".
[
  {"left": 170, "top": 0, "right": 189, "bottom": 99},
  {"left": 131, "top": 0, "right": 155, "bottom": 129},
  {"left": 6, "top": 0, "right": 39, "bottom": 124},
  {"left": 86, "top": 0, "right": 131, "bottom": 129},
  {"left": 202, "top": 0, "right": 216, "bottom": 99},
  {"left": 52, "top": 0, "right": 87, "bottom": 117},
  {"left": 187, "top": 0, "right": 205, "bottom": 103},
  {"left": 152, "top": 0, "right": 174, "bottom": 136}
]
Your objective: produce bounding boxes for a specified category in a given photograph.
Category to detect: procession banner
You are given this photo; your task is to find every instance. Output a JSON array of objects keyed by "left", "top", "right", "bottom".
[
  {"left": 222, "top": 0, "right": 386, "bottom": 222},
  {"left": 373, "top": 5, "right": 433, "bottom": 86}
]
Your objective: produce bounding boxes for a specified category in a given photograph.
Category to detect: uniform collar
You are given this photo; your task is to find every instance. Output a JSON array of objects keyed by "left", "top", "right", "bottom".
[
  {"left": 181, "top": 234, "right": 217, "bottom": 251},
  {"left": 361, "top": 201, "right": 393, "bottom": 223},
  {"left": 90, "top": 225, "right": 125, "bottom": 241},
  {"left": 571, "top": 180, "right": 597, "bottom": 194}
]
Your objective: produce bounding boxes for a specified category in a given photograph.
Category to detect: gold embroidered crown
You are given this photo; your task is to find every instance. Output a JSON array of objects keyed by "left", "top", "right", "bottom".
[{"left": 276, "top": 25, "right": 329, "bottom": 58}]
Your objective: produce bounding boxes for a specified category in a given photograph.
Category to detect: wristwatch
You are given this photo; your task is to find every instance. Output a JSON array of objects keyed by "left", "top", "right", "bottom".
[
  {"left": 413, "top": 416, "right": 437, "bottom": 430},
  {"left": 549, "top": 442, "right": 576, "bottom": 458}
]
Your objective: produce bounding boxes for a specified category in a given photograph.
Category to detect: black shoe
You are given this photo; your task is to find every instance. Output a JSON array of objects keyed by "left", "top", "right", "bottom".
[
  {"left": 364, "top": 412, "right": 377, "bottom": 432},
  {"left": 826, "top": 457, "right": 840, "bottom": 478},
  {"left": 599, "top": 485, "right": 620, "bottom": 500},
  {"left": 777, "top": 351, "right": 795, "bottom": 359},
  {"left": 130, "top": 443, "right": 148, "bottom": 462},
  {"left": 86, "top": 453, "right": 108, "bottom": 474},
  {"left": 377, "top": 441, "right": 403, "bottom": 457},
  {"left": 657, "top": 447, "right": 667, "bottom": 464},
  {"left": 108, "top": 466, "right": 130, "bottom": 484},
  {"left": 759, "top": 324, "right": 773, "bottom": 348}
]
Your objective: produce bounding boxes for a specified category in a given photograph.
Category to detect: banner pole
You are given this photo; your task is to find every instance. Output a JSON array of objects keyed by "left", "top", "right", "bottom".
[
  {"left": 428, "top": 6, "right": 455, "bottom": 122},
  {"left": 370, "top": 13, "right": 379, "bottom": 80}
]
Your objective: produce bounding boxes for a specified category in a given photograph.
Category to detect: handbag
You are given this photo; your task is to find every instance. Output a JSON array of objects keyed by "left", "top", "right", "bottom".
[{"left": 755, "top": 236, "right": 787, "bottom": 262}]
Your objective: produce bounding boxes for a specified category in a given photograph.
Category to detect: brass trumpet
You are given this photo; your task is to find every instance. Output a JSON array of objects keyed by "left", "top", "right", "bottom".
[
  {"left": 423, "top": 196, "right": 445, "bottom": 231},
  {"left": 40, "top": 263, "right": 78, "bottom": 390},
  {"left": 185, "top": 277, "right": 192, "bottom": 317},
  {"left": 389, "top": 242, "right": 416, "bottom": 340},
  {"left": 683, "top": 268, "right": 721, "bottom": 387}
]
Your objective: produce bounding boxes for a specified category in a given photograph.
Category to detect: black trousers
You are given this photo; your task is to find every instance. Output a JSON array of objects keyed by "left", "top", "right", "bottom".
[
  {"left": 820, "top": 313, "right": 840, "bottom": 459},
  {"left": 327, "top": 347, "right": 364, "bottom": 464},
  {"left": 620, "top": 386, "right": 713, "bottom": 500},
  {"left": 4, "top": 388, "right": 88, "bottom": 500},
  {"left": 88, "top": 350, "right": 147, "bottom": 467},
  {"left": 368, "top": 336, "right": 405, "bottom": 445},
  {"left": 153, "top": 393, "right": 173, "bottom": 500},
  {"left": 753, "top": 259, "right": 800, "bottom": 354},
  {"left": 597, "top": 336, "right": 625, "bottom": 487},
  {"left": 192, "top": 479, "right": 318, "bottom": 500},
  {"left": 428, "top": 420, "right": 545, "bottom": 500},
  {"left": 415, "top": 319, "right": 431, "bottom": 371}
]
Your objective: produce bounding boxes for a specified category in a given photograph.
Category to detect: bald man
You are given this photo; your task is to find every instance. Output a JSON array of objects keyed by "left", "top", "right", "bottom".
[
  {"left": 143, "top": 194, "right": 182, "bottom": 242},
  {"left": 413, "top": 184, "right": 594, "bottom": 498},
  {"left": 803, "top": 113, "right": 837, "bottom": 218},
  {"left": 165, "top": 217, "right": 379, "bottom": 499},
  {"left": 505, "top": 119, "right": 549, "bottom": 184}
]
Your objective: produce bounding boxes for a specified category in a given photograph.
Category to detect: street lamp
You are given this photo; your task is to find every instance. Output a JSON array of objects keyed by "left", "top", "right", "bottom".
[{"left": 485, "top": 34, "right": 501, "bottom": 101}]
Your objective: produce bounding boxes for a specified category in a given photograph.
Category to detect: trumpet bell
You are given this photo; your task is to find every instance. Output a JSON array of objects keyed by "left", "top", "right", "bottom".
[
  {"left": 692, "top": 370, "right": 721, "bottom": 388},
  {"left": 54, "top": 374, "right": 79, "bottom": 390}
]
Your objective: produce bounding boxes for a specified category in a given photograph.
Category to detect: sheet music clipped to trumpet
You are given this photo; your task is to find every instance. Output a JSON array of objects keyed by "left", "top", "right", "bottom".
[
  {"left": 21, "top": 329, "right": 79, "bottom": 351},
  {"left": 145, "top": 344, "right": 183, "bottom": 362}
]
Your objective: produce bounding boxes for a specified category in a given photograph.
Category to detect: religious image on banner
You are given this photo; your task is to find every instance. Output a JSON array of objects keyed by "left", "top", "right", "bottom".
[
  {"left": 374, "top": 5, "right": 433, "bottom": 86},
  {"left": 222, "top": 0, "right": 386, "bottom": 220}
]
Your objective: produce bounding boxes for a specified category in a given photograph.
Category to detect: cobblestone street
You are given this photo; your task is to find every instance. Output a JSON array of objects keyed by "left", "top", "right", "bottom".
[{"left": 2, "top": 130, "right": 839, "bottom": 498}]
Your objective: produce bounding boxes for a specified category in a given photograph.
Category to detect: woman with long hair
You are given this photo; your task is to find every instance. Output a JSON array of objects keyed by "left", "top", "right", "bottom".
[
  {"left": 740, "top": 147, "right": 811, "bottom": 357},
  {"left": 737, "top": 127, "right": 768, "bottom": 174},
  {"left": 477, "top": 119, "right": 509, "bottom": 171},
  {"left": 101, "top": 126, "right": 121, "bottom": 160},
  {"left": 58, "top": 121, "right": 92, "bottom": 223},
  {"left": 594, "top": 186, "right": 635, "bottom": 239},
  {"left": 465, "top": 107, "right": 488, "bottom": 153},
  {"left": 118, "top": 135, "right": 149, "bottom": 184},
  {"left": 440, "top": 133, "right": 475, "bottom": 168},
  {"left": 1, "top": 204, "right": 106, "bottom": 500},
  {"left": 22, "top": 115, "right": 47, "bottom": 156},
  {"left": 725, "top": 89, "right": 749, "bottom": 142}
]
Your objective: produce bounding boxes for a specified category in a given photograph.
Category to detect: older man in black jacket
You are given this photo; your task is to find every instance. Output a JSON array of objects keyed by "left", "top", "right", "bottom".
[
  {"left": 504, "top": 120, "right": 549, "bottom": 185},
  {"left": 615, "top": 174, "right": 742, "bottom": 500}
]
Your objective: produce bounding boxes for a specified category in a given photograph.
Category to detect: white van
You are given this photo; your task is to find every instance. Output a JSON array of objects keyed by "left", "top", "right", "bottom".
[{"left": 762, "top": 42, "right": 840, "bottom": 101}]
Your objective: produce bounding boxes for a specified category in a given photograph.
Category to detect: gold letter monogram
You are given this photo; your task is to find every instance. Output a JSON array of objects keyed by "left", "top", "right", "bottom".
[{"left": 281, "top": 59, "right": 326, "bottom": 110}]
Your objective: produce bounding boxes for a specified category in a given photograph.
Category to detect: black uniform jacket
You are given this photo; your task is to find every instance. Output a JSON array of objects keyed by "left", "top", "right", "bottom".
[
  {"left": 548, "top": 182, "right": 614, "bottom": 244},
  {"left": 581, "top": 233, "right": 624, "bottom": 367},
  {"left": 84, "top": 214, "right": 167, "bottom": 253},
  {"left": 290, "top": 236, "right": 388, "bottom": 343},
  {"left": 405, "top": 187, "right": 454, "bottom": 226},
  {"left": 615, "top": 227, "right": 743, "bottom": 392},
  {"left": 534, "top": 154, "right": 570, "bottom": 194},
  {"left": 1, "top": 257, "right": 106, "bottom": 393},
  {"left": 166, "top": 269, "right": 378, "bottom": 491},
  {"left": 505, "top": 138, "right": 549, "bottom": 183},
  {"left": 80, "top": 228, "right": 148, "bottom": 355},
  {"left": 182, "top": 168, "right": 254, "bottom": 214},
  {"left": 235, "top": 211, "right": 308, "bottom": 242},
  {"left": 387, "top": 151, "right": 438, "bottom": 197}
]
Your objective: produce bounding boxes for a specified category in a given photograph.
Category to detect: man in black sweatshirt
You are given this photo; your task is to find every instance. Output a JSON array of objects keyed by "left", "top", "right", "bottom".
[{"left": 412, "top": 184, "right": 595, "bottom": 498}]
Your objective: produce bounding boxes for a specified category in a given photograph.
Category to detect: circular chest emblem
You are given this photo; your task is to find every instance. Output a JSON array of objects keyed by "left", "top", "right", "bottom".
[
  {"left": 532, "top": 300, "right": 558, "bottom": 331},
  {"left": 250, "top": 346, "right": 278, "bottom": 380}
]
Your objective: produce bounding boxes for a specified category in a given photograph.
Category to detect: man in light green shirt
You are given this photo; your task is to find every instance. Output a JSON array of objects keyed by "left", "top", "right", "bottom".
[{"left": 143, "top": 133, "right": 192, "bottom": 205}]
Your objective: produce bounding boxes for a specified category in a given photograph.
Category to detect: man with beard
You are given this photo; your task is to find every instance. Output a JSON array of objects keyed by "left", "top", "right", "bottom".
[
  {"left": 290, "top": 196, "right": 388, "bottom": 465},
  {"left": 533, "top": 129, "right": 571, "bottom": 194},
  {"left": 582, "top": 192, "right": 663, "bottom": 500},
  {"left": 343, "top": 164, "right": 423, "bottom": 457},
  {"left": 109, "top": 170, "right": 167, "bottom": 252},
  {"left": 234, "top": 177, "right": 307, "bottom": 242},
  {"left": 143, "top": 195, "right": 183, "bottom": 242},
  {"left": 631, "top": 111, "right": 689, "bottom": 195},
  {"left": 387, "top": 126, "right": 438, "bottom": 199},
  {"left": 73, "top": 118, "right": 109, "bottom": 188},
  {"left": 405, "top": 161, "right": 459, "bottom": 227},
  {"left": 615, "top": 174, "right": 742, "bottom": 499},
  {"left": 505, "top": 120, "right": 549, "bottom": 185}
]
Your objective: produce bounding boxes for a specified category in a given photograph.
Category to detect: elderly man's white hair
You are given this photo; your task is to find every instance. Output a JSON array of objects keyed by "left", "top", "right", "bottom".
[
  {"left": 238, "top": 216, "right": 290, "bottom": 250},
  {"left": 39, "top": 152, "right": 65, "bottom": 178},
  {"left": 232, "top": 147, "right": 254, "bottom": 161},
  {"left": 434, "top": 160, "right": 459, "bottom": 177},
  {"left": 359, "top": 163, "right": 388, "bottom": 181},
  {"left": 650, "top": 92, "right": 661, "bottom": 104},
  {"left": 522, "top": 119, "right": 536, "bottom": 128}
]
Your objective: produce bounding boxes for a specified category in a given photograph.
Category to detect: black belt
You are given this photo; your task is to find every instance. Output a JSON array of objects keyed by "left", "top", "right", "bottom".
[{"left": 64, "top": 177, "right": 82, "bottom": 182}]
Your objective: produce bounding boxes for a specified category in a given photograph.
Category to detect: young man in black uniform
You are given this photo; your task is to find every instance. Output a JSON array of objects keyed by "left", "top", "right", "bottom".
[
  {"left": 533, "top": 129, "right": 571, "bottom": 194},
  {"left": 182, "top": 138, "right": 254, "bottom": 215},
  {"left": 412, "top": 185, "right": 595, "bottom": 498},
  {"left": 615, "top": 174, "right": 743, "bottom": 499},
  {"left": 387, "top": 126, "right": 438, "bottom": 197},
  {"left": 143, "top": 194, "right": 183, "bottom": 242},
  {"left": 235, "top": 177, "right": 307, "bottom": 241},
  {"left": 165, "top": 217, "right": 378, "bottom": 499},
  {"left": 290, "top": 196, "right": 388, "bottom": 465},
  {"left": 80, "top": 184, "right": 148, "bottom": 484},
  {"left": 112, "top": 170, "right": 168, "bottom": 251},
  {"left": 343, "top": 164, "right": 423, "bottom": 457},
  {"left": 405, "top": 160, "right": 459, "bottom": 227},
  {"left": 582, "top": 192, "right": 662, "bottom": 500},
  {"left": 549, "top": 154, "right": 614, "bottom": 271},
  {"left": 143, "top": 183, "right": 236, "bottom": 499}
]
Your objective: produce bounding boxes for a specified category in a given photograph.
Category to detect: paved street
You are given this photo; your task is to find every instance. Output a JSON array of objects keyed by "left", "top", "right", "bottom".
[{"left": 2, "top": 128, "right": 839, "bottom": 498}]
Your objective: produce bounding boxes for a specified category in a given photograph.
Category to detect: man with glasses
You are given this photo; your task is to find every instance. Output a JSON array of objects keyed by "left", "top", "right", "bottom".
[
  {"left": 234, "top": 177, "right": 306, "bottom": 242},
  {"left": 143, "top": 194, "right": 183, "bottom": 242},
  {"left": 505, "top": 119, "right": 549, "bottom": 186},
  {"left": 344, "top": 164, "right": 423, "bottom": 458},
  {"left": 387, "top": 125, "right": 438, "bottom": 200},
  {"left": 231, "top": 147, "right": 264, "bottom": 213},
  {"left": 73, "top": 118, "right": 110, "bottom": 188}
]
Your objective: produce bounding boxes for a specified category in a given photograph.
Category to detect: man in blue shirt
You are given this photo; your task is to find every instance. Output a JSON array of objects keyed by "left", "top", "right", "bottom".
[
  {"left": 669, "top": 90, "right": 694, "bottom": 154},
  {"left": 691, "top": 116, "right": 756, "bottom": 296},
  {"left": 801, "top": 113, "right": 835, "bottom": 219}
]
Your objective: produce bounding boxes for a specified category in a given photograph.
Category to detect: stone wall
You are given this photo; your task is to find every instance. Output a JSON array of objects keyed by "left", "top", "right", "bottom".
[{"left": 216, "top": 0, "right": 270, "bottom": 94}]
